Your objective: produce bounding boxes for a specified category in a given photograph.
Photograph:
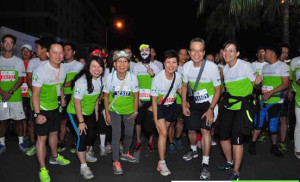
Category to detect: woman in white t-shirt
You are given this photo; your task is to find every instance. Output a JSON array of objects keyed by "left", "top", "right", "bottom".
[
  {"left": 67, "top": 56, "right": 104, "bottom": 179},
  {"left": 151, "top": 50, "right": 182, "bottom": 176},
  {"left": 103, "top": 50, "right": 139, "bottom": 175}
]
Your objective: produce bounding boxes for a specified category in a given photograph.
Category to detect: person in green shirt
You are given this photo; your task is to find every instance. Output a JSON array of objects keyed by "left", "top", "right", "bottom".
[
  {"left": 32, "top": 42, "right": 70, "bottom": 182},
  {"left": 67, "top": 56, "right": 104, "bottom": 179},
  {"left": 103, "top": 50, "right": 139, "bottom": 175}
]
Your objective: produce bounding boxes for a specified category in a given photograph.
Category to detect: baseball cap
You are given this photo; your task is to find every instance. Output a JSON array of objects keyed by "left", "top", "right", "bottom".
[
  {"left": 21, "top": 44, "right": 32, "bottom": 51},
  {"left": 90, "top": 49, "right": 108, "bottom": 58},
  {"left": 114, "top": 50, "right": 130, "bottom": 61}
]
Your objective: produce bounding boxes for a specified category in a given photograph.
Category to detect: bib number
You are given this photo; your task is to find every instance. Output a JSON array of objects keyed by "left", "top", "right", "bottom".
[
  {"left": 139, "top": 89, "right": 150, "bottom": 100},
  {"left": 194, "top": 89, "right": 209, "bottom": 103},
  {"left": 0, "top": 71, "right": 16, "bottom": 82},
  {"left": 262, "top": 85, "right": 273, "bottom": 94}
]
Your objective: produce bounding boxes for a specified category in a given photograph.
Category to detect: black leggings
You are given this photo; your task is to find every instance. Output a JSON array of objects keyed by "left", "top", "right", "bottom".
[{"left": 68, "top": 113, "right": 97, "bottom": 152}]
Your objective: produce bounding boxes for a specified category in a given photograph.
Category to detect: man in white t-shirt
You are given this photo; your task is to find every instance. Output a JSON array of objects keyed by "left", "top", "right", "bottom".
[
  {"left": 0, "top": 34, "right": 26, "bottom": 155},
  {"left": 150, "top": 47, "right": 163, "bottom": 71},
  {"left": 181, "top": 38, "right": 221, "bottom": 180}
]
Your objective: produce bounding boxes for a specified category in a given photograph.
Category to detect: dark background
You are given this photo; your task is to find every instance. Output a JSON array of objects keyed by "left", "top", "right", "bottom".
[{"left": 97, "top": 0, "right": 294, "bottom": 60}]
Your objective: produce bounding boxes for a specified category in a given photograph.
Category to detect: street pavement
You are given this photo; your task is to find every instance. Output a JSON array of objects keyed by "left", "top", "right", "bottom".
[{"left": 0, "top": 133, "right": 300, "bottom": 182}]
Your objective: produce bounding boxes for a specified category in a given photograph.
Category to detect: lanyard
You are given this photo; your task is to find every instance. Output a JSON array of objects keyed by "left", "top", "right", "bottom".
[{"left": 51, "top": 66, "right": 60, "bottom": 85}]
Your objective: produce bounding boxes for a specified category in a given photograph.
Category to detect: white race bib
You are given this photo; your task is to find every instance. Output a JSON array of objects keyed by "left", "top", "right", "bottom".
[
  {"left": 139, "top": 89, "right": 151, "bottom": 100},
  {"left": 194, "top": 89, "right": 209, "bottom": 103},
  {"left": 262, "top": 85, "right": 273, "bottom": 94},
  {"left": 113, "top": 86, "right": 131, "bottom": 97},
  {"left": 0, "top": 71, "right": 16, "bottom": 82},
  {"left": 164, "top": 93, "right": 176, "bottom": 105},
  {"left": 21, "top": 83, "right": 28, "bottom": 94}
]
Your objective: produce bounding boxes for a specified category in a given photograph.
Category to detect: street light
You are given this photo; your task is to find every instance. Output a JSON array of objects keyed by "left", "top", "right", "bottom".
[{"left": 105, "top": 20, "right": 124, "bottom": 48}]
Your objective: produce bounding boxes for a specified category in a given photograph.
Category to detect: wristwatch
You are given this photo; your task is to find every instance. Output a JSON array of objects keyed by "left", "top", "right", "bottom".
[
  {"left": 33, "top": 113, "right": 41, "bottom": 118},
  {"left": 209, "top": 107, "right": 214, "bottom": 111}
]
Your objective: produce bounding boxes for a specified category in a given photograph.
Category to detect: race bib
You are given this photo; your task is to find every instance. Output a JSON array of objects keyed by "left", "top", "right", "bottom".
[
  {"left": 21, "top": 83, "right": 28, "bottom": 94},
  {"left": 113, "top": 86, "right": 131, "bottom": 97},
  {"left": 262, "top": 85, "right": 273, "bottom": 94},
  {"left": 139, "top": 89, "right": 151, "bottom": 100},
  {"left": 0, "top": 71, "right": 16, "bottom": 82},
  {"left": 194, "top": 89, "right": 209, "bottom": 103}
]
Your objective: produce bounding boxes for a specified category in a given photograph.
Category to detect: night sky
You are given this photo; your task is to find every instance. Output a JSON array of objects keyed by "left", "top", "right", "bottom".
[{"left": 98, "top": 0, "right": 286, "bottom": 60}]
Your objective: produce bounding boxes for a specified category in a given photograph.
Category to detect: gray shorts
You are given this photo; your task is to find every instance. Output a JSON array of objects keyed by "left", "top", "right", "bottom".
[{"left": 0, "top": 101, "right": 25, "bottom": 120}]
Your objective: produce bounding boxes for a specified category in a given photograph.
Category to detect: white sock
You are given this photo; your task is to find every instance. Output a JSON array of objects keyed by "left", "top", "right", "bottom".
[
  {"left": 227, "top": 160, "right": 233, "bottom": 164},
  {"left": 81, "top": 163, "right": 87, "bottom": 168},
  {"left": 18, "top": 136, "right": 24, "bottom": 144},
  {"left": 202, "top": 156, "right": 209, "bottom": 165},
  {"left": 159, "top": 160, "right": 165, "bottom": 164},
  {"left": 100, "top": 134, "right": 106, "bottom": 147},
  {"left": 191, "top": 145, "right": 197, "bottom": 152},
  {"left": 0, "top": 137, "right": 5, "bottom": 146}
]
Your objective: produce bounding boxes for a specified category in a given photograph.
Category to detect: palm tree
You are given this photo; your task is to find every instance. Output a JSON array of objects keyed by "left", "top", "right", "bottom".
[{"left": 197, "top": 0, "right": 300, "bottom": 44}]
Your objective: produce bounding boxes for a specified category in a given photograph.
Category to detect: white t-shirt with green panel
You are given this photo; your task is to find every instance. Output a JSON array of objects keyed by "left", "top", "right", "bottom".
[
  {"left": 251, "top": 61, "right": 269, "bottom": 75},
  {"left": 183, "top": 60, "right": 221, "bottom": 104},
  {"left": 67, "top": 75, "right": 102, "bottom": 115},
  {"left": 223, "top": 59, "right": 256, "bottom": 110},
  {"left": 261, "top": 60, "right": 290, "bottom": 104},
  {"left": 63, "top": 60, "right": 83, "bottom": 95},
  {"left": 133, "top": 62, "right": 160, "bottom": 102},
  {"left": 295, "top": 70, "right": 300, "bottom": 108},
  {"left": 151, "top": 70, "right": 182, "bottom": 106},
  {"left": 0, "top": 55, "right": 26, "bottom": 102},
  {"left": 27, "top": 58, "right": 48, "bottom": 97},
  {"left": 32, "top": 61, "right": 66, "bottom": 111},
  {"left": 103, "top": 71, "right": 139, "bottom": 115},
  {"left": 176, "top": 64, "right": 184, "bottom": 104},
  {"left": 291, "top": 56, "right": 300, "bottom": 92}
]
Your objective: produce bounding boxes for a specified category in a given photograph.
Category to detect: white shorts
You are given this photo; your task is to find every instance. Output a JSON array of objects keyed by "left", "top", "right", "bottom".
[{"left": 0, "top": 102, "right": 25, "bottom": 120}]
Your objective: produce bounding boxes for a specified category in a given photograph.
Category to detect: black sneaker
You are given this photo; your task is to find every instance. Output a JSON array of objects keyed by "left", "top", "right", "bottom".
[
  {"left": 57, "top": 142, "right": 66, "bottom": 152},
  {"left": 218, "top": 162, "right": 234, "bottom": 171},
  {"left": 270, "top": 145, "right": 284, "bottom": 158},
  {"left": 248, "top": 142, "right": 256, "bottom": 155},
  {"left": 200, "top": 164, "right": 211, "bottom": 180},
  {"left": 229, "top": 171, "right": 240, "bottom": 180}
]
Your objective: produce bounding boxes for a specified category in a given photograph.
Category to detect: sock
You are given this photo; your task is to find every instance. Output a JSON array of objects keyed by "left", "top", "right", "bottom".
[
  {"left": 80, "top": 163, "right": 87, "bottom": 168},
  {"left": 0, "top": 137, "right": 5, "bottom": 146},
  {"left": 191, "top": 145, "right": 197, "bottom": 152},
  {"left": 100, "top": 134, "right": 106, "bottom": 147},
  {"left": 18, "top": 136, "right": 24, "bottom": 144},
  {"left": 227, "top": 160, "right": 233, "bottom": 164},
  {"left": 202, "top": 156, "right": 209, "bottom": 165},
  {"left": 159, "top": 160, "right": 165, "bottom": 164}
]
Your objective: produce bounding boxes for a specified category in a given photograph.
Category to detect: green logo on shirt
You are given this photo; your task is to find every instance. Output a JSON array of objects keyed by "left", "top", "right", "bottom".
[
  {"left": 75, "top": 87, "right": 81, "bottom": 94},
  {"left": 32, "top": 74, "right": 38, "bottom": 82}
]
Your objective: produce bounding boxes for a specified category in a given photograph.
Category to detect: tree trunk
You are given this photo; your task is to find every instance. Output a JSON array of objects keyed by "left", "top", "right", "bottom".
[{"left": 282, "top": 0, "right": 289, "bottom": 44}]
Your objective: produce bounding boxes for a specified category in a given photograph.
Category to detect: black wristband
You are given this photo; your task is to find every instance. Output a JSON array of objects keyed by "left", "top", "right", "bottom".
[{"left": 79, "top": 121, "right": 85, "bottom": 124}]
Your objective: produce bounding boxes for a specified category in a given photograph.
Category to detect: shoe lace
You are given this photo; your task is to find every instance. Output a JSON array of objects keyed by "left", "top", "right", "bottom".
[
  {"left": 159, "top": 161, "right": 169, "bottom": 172},
  {"left": 83, "top": 166, "right": 91, "bottom": 175},
  {"left": 126, "top": 153, "right": 133, "bottom": 158},
  {"left": 56, "top": 154, "right": 65, "bottom": 162}
]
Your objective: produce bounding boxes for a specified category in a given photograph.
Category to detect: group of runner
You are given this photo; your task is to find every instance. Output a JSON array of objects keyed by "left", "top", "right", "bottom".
[{"left": 1, "top": 34, "right": 300, "bottom": 182}]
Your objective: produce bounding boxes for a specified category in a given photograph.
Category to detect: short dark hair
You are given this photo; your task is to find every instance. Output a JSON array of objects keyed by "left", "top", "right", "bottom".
[
  {"left": 48, "top": 42, "right": 63, "bottom": 52},
  {"left": 2, "top": 34, "right": 16, "bottom": 45},
  {"left": 265, "top": 44, "right": 281, "bottom": 58},
  {"left": 63, "top": 42, "right": 77, "bottom": 52},
  {"left": 223, "top": 40, "right": 240, "bottom": 52},
  {"left": 163, "top": 49, "right": 178, "bottom": 63},
  {"left": 177, "top": 47, "right": 188, "bottom": 53},
  {"left": 35, "top": 36, "right": 55, "bottom": 49},
  {"left": 255, "top": 46, "right": 265, "bottom": 54}
]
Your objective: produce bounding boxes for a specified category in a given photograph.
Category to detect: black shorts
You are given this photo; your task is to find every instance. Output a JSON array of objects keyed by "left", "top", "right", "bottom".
[
  {"left": 35, "top": 108, "right": 61, "bottom": 136},
  {"left": 176, "top": 104, "right": 184, "bottom": 119},
  {"left": 157, "top": 103, "right": 177, "bottom": 122},
  {"left": 22, "top": 97, "right": 33, "bottom": 121},
  {"left": 135, "top": 101, "right": 152, "bottom": 125},
  {"left": 185, "top": 101, "right": 211, "bottom": 131},
  {"left": 218, "top": 108, "right": 244, "bottom": 145},
  {"left": 280, "top": 97, "right": 289, "bottom": 117}
]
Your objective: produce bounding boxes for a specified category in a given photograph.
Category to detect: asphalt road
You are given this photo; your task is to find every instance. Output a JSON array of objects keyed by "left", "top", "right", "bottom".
[{"left": 0, "top": 133, "right": 300, "bottom": 182}]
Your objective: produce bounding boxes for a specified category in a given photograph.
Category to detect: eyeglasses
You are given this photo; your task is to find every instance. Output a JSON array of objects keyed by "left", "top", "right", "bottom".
[
  {"left": 116, "top": 60, "right": 129, "bottom": 64},
  {"left": 3, "top": 41, "right": 14, "bottom": 45}
]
